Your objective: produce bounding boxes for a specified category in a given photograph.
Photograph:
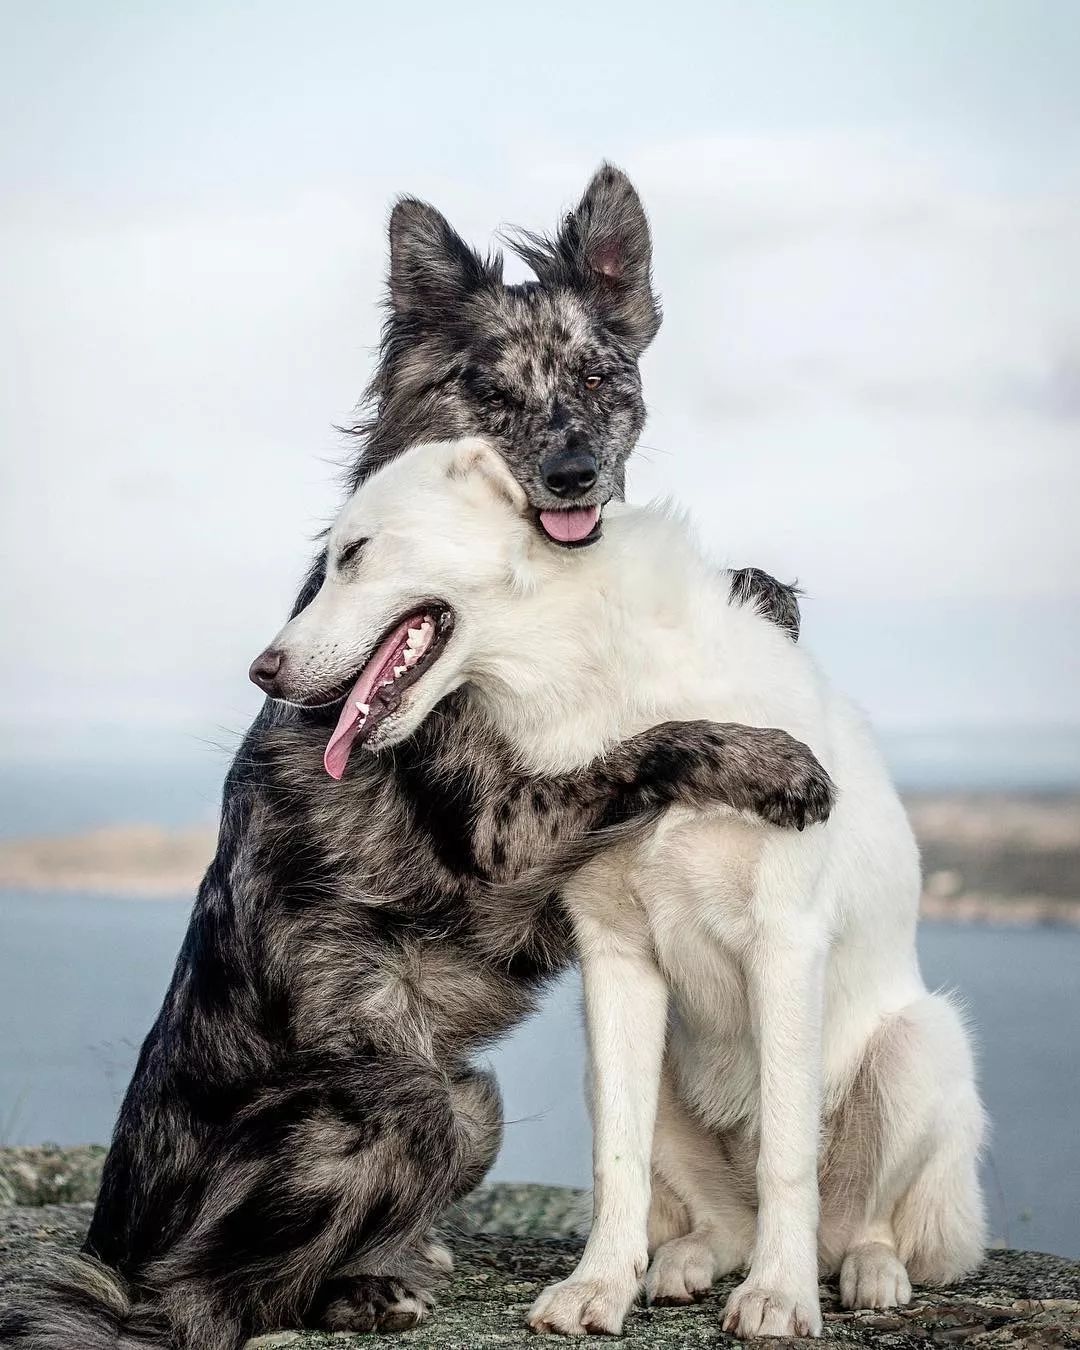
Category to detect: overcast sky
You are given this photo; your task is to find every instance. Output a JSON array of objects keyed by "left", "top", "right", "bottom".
[{"left": 2, "top": 1, "right": 1079, "bottom": 768}]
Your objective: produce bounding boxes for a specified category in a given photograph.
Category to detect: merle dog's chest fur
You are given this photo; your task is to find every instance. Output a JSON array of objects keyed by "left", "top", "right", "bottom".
[
  {"left": 86, "top": 695, "right": 570, "bottom": 1268},
  {"left": 238, "top": 699, "right": 578, "bottom": 1053}
]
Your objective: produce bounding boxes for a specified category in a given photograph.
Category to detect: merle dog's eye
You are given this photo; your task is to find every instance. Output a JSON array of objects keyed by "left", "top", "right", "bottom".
[
  {"left": 483, "top": 392, "right": 506, "bottom": 410},
  {"left": 583, "top": 372, "right": 604, "bottom": 391},
  {"left": 338, "top": 538, "right": 368, "bottom": 568}
]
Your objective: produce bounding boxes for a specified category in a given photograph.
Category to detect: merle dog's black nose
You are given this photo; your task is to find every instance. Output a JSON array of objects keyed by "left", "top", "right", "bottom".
[
  {"left": 249, "top": 648, "right": 284, "bottom": 695},
  {"left": 541, "top": 448, "right": 598, "bottom": 498}
]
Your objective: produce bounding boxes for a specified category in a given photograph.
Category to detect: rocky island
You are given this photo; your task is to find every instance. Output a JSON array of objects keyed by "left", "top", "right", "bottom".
[{"left": 1, "top": 793, "right": 1078, "bottom": 925}]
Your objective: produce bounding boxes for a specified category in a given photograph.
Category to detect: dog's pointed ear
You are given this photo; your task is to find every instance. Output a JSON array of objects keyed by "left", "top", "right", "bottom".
[
  {"left": 509, "top": 164, "right": 661, "bottom": 354},
  {"left": 388, "top": 198, "right": 503, "bottom": 318},
  {"left": 445, "top": 438, "right": 529, "bottom": 515}
]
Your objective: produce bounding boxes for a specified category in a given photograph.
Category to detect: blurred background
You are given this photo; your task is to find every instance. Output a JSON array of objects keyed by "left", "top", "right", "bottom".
[{"left": 1, "top": 1, "right": 1077, "bottom": 1256}]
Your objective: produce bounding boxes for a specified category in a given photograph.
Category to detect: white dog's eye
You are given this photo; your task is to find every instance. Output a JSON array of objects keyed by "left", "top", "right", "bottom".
[{"left": 338, "top": 538, "right": 369, "bottom": 568}]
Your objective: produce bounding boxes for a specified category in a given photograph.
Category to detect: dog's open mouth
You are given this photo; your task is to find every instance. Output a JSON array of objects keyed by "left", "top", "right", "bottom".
[
  {"left": 323, "top": 603, "right": 454, "bottom": 779},
  {"left": 537, "top": 505, "right": 603, "bottom": 548}
]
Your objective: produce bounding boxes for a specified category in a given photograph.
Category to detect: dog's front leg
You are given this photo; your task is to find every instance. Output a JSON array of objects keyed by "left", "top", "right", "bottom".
[
  {"left": 723, "top": 895, "right": 827, "bottom": 1339},
  {"left": 528, "top": 894, "right": 666, "bottom": 1337}
]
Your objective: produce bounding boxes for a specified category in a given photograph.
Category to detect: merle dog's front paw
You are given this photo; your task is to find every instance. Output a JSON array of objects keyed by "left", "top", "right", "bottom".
[
  {"left": 720, "top": 725, "right": 835, "bottom": 831},
  {"left": 312, "top": 1273, "right": 436, "bottom": 1334},
  {"left": 635, "top": 721, "right": 835, "bottom": 832},
  {"left": 750, "top": 741, "right": 835, "bottom": 832}
]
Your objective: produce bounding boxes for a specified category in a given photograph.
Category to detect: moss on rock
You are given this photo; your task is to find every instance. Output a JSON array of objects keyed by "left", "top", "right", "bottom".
[
  {"left": 0, "top": 1144, "right": 107, "bottom": 1207},
  {"left": 2, "top": 1186, "right": 1078, "bottom": 1347}
]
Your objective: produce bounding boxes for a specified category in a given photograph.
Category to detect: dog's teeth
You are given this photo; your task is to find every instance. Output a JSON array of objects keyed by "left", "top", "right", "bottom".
[
  {"left": 407, "top": 627, "right": 423, "bottom": 643},
  {"left": 393, "top": 665, "right": 406, "bottom": 677},
  {"left": 404, "top": 649, "right": 419, "bottom": 666},
  {"left": 355, "top": 702, "right": 370, "bottom": 717}
]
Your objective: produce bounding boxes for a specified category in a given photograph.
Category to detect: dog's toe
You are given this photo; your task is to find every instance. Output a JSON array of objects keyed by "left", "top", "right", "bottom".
[
  {"left": 644, "top": 1236, "right": 716, "bottom": 1306},
  {"left": 840, "top": 1243, "right": 912, "bottom": 1311}
]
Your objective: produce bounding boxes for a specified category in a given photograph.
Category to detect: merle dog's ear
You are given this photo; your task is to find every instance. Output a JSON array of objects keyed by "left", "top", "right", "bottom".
[
  {"left": 388, "top": 198, "right": 502, "bottom": 318},
  {"left": 509, "top": 164, "right": 661, "bottom": 354}
]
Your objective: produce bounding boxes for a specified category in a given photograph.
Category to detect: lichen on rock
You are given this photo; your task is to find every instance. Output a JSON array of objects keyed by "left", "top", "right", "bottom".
[
  {"left": 2, "top": 1178, "right": 1078, "bottom": 1347},
  {"left": 0, "top": 1144, "right": 107, "bottom": 1207}
]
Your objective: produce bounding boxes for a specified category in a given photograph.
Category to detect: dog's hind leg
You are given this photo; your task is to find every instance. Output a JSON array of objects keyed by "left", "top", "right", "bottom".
[
  {"left": 890, "top": 996, "right": 986, "bottom": 1287},
  {"left": 307, "top": 1245, "right": 446, "bottom": 1334},
  {"left": 823, "top": 995, "right": 986, "bottom": 1311},
  {"left": 154, "top": 1058, "right": 501, "bottom": 1342},
  {"left": 822, "top": 1036, "right": 914, "bottom": 1311},
  {"left": 646, "top": 1171, "right": 689, "bottom": 1254},
  {"left": 305, "top": 1064, "right": 502, "bottom": 1334}
]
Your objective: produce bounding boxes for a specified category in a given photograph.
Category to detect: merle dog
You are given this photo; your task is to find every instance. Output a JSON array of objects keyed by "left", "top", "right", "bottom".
[{"left": 0, "top": 168, "right": 822, "bottom": 1349}]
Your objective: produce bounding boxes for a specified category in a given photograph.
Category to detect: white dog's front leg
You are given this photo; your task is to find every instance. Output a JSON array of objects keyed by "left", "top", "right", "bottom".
[
  {"left": 529, "top": 911, "right": 667, "bottom": 1337},
  {"left": 723, "top": 912, "right": 827, "bottom": 1340}
]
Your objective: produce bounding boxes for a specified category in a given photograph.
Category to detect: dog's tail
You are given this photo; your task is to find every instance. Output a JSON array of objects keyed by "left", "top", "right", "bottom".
[{"left": 0, "top": 1253, "right": 172, "bottom": 1350}]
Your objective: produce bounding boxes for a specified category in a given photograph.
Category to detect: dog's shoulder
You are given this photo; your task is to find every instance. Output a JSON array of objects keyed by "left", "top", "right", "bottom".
[
  {"left": 608, "top": 506, "right": 802, "bottom": 643},
  {"left": 726, "top": 568, "right": 802, "bottom": 642}
]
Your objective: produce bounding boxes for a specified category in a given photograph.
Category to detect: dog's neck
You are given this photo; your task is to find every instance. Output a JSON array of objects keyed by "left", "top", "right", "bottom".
[
  {"left": 465, "top": 595, "right": 644, "bottom": 774},
  {"left": 462, "top": 508, "right": 713, "bottom": 775}
]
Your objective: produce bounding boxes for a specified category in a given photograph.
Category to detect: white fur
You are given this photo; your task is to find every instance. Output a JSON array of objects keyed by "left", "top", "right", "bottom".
[{"left": 269, "top": 438, "right": 988, "bottom": 1339}]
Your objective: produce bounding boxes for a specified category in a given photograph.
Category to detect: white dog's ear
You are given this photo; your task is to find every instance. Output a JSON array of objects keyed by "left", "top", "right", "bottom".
[{"left": 446, "top": 438, "right": 529, "bottom": 514}]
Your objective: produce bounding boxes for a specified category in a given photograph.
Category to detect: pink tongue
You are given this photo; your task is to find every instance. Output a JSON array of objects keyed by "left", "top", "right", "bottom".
[
  {"left": 323, "top": 682, "right": 370, "bottom": 782},
  {"left": 323, "top": 617, "right": 414, "bottom": 780},
  {"left": 539, "top": 505, "right": 600, "bottom": 544}
]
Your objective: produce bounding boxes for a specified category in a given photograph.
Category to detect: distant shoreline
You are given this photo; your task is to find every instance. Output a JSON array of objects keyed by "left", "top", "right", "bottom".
[
  {"left": 0, "top": 823, "right": 215, "bottom": 900},
  {"left": 1, "top": 793, "right": 1078, "bottom": 927}
]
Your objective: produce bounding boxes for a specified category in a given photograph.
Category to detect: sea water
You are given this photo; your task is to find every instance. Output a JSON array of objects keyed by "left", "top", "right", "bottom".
[{"left": 0, "top": 891, "right": 1076, "bottom": 1259}]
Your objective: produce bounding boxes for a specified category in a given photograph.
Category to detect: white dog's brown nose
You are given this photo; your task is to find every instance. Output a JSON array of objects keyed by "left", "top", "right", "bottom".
[{"left": 249, "top": 648, "right": 284, "bottom": 694}]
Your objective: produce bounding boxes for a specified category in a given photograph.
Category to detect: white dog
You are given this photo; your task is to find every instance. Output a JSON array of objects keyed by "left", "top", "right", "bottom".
[{"left": 264, "top": 438, "right": 987, "bottom": 1339}]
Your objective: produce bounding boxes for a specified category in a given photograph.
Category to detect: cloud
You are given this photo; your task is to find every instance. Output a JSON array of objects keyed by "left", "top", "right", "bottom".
[
  {"left": 606, "top": 134, "right": 1080, "bottom": 419},
  {"left": 2, "top": 130, "right": 1078, "bottom": 741},
  {"left": 540, "top": 134, "right": 1080, "bottom": 620}
]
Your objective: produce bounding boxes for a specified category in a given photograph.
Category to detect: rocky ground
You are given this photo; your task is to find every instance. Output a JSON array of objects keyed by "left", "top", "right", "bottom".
[
  {"left": 1, "top": 1201, "right": 1077, "bottom": 1348},
  {"left": 1, "top": 1152, "right": 1078, "bottom": 1347}
]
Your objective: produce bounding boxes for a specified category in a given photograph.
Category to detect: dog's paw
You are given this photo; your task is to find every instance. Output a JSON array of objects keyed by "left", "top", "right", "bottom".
[
  {"left": 317, "top": 1274, "right": 435, "bottom": 1334},
  {"left": 722, "top": 1280, "right": 822, "bottom": 1339},
  {"left": 752, "top": 756, "right": 835, "bottom": 832},
  {"left": 839, "top": 1243, "right": 912, "bottom": 1310},
  {"left": 528, "top": 1273, "right": 638, "bottom": 1336},
  {"left": 644, "top": 1236, "right": 715, "bottom": 1306}
]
